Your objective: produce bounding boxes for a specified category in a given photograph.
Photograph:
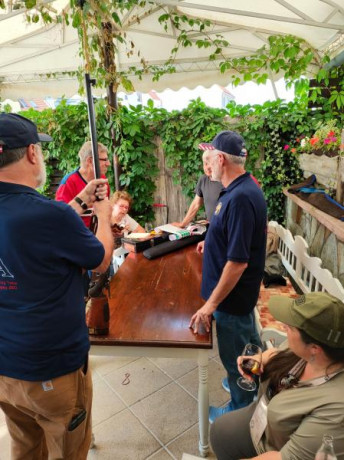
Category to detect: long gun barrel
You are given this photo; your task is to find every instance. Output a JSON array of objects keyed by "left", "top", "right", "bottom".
[{"left": 85, "top": 73, "right": 101, "bottom": 180}]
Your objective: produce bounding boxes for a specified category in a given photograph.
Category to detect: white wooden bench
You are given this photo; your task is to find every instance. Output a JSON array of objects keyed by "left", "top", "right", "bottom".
[{"left": 256, "top": 221, "right": 344, "bottom": 347}]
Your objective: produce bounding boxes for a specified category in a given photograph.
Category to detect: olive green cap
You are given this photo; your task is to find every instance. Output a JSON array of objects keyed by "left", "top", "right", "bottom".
[{"left": 268, "top": 292, "right": 344, "bottom": 348}]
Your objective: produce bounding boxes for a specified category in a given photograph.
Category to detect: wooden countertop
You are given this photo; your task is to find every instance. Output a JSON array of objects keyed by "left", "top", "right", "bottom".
[{"left": 90, "top": 244, "right": 212, "bottom": 349}]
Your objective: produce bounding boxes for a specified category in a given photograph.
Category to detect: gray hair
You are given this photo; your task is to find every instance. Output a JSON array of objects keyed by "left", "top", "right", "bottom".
[
  {"left": 78, "top": 141, "right": 108, "bottom": 165},
  {"left": 224, "top": 152, "right": 246, "bottom": 166},
  {"left": 0, "top": 146, "right": 27, "bottom": 169}
]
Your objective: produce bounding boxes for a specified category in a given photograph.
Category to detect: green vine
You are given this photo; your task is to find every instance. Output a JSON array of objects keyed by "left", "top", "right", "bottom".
[
  {"left": 159, "top": 99, "right": 228, "bottom": 200},
  {"left": 17, "top": 88, "right": 344, "bottom": 225}
]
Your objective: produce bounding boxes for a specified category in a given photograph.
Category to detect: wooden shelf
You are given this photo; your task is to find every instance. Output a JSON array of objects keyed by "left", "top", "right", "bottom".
[{"left": 283, "top": 190, "right": 344, "bottom": 242}]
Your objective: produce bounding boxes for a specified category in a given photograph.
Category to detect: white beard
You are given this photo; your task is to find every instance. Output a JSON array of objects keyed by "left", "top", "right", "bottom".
[
  {"left": 36, "top": 154, "right": 47, "bottom": 189},
  {"left": 211, "top": 162, "right": 222, "bottom": 182}
]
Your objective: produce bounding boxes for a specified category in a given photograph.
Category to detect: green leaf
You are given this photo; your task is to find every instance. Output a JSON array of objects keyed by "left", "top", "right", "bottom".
[{"left": 72, "top": 11, "right": 81, "bottom": 28}]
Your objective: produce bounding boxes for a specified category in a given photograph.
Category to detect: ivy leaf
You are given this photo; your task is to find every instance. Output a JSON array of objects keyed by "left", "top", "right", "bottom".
[{"left": 72, "top": 11, "right": 81, "bottom": 28}]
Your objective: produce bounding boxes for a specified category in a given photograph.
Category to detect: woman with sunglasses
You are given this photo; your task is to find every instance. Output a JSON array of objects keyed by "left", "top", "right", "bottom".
[{"left": 211, "top": 292, "right": 344, "bottom": 460}]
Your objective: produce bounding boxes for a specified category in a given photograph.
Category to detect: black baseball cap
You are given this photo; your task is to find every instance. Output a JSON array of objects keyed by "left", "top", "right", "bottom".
[
  {"left": 199, "top": 130, "right": 247, "bottom": 157},
  {"left": 0, "top": 113, "right": 52, "bottom": 153}
]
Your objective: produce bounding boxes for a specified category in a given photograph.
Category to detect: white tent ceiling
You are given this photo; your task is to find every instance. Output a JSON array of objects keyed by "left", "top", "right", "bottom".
[{"left": 1, "top": 0, "right": 344, "bottom": 99}]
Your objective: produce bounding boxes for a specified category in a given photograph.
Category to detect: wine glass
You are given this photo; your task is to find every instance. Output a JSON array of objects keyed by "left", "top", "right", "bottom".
[{"left": 237, "top": 343, "right": 262, "bottom": 391}]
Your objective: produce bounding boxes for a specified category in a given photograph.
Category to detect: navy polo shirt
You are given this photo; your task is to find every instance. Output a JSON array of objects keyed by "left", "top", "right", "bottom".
[
  {"left": 0, "top": 182, "right": 104, "bottom": 381},
  {"left": 201, "top": 172, "right": 267, "bottom": 315}
]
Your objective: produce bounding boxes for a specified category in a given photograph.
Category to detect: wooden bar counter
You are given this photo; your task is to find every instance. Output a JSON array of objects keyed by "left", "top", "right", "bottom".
[{"left": 90, "top": 243, "right": 212, "bottom": 457}]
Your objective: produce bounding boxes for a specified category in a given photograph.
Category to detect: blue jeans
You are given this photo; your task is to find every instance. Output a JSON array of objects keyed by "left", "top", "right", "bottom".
[{"left": 213, "top": 310, "right": 262, "bottom": 410}]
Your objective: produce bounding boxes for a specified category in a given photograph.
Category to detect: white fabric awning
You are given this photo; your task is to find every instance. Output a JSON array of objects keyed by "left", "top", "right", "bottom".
[{"left": 1, "top": 0, "right": 344, "bottom": 98}]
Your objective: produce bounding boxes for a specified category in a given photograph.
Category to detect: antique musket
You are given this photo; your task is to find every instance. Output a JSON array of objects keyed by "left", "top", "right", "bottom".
[{"left": 78, "top": 0, "right": 111, "bottom": 334}]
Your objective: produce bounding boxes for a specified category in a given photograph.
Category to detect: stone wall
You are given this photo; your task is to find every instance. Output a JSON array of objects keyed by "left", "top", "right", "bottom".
[{"left": 285, "top": 197, "right": 344, "bottom": 287}]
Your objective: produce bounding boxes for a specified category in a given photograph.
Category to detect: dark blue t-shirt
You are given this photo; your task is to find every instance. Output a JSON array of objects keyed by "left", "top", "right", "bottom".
[
  {"left": 0, "top": 182, "right": 104, "bottom": 381},
  {"left": 201, "top": 172, "right": 267, "bottom": 315}
]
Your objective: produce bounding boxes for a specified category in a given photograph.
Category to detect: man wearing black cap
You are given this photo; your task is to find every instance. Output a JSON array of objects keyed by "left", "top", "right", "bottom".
[
  {"left": 190, "top": 130, "right": 267, "bottom": 423},
  {"left": 0, "top": 113, "right": 114, "bottom": 459}
]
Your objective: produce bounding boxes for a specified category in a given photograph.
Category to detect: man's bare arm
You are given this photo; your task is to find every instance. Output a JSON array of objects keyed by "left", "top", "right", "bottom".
[
  {"left": 190, "top": 260, "right": 248, "bottom": 333},
  {"left": 68, "top": 178, "right": 108, "bottom": 215},
  {"left": 92, "top": 199, "right": 114, "bottom": 273},
  {"left": 172, "top": 195, "right": 204, "bottom": 228}
]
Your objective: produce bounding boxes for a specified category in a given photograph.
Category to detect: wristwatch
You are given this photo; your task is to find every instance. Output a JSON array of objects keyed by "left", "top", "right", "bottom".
[{"left": 74, "top": 196, "right": 88, "bottom": 211}]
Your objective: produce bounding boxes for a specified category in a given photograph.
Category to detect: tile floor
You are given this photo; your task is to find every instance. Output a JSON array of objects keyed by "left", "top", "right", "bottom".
[{"left": 0, "top": 337, "right": 228, "bottom": 460}]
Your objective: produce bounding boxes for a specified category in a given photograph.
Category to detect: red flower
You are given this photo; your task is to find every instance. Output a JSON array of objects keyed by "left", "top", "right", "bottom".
[
  {"left": 291, "top": 148, "right": 296, "bottom": 153},
  {"left": 310, "top": 137, "right": 319, "bottom": 146},
  {"left": 284, "top": 145, "right": 290, "bottom": 150},
  {"left": 327, "top": 130, "right": 335, "bottom": 137}
]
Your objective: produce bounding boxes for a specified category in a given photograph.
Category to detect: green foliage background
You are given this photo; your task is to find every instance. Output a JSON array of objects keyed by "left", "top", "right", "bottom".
[{"left": 21, "top": 91, "right": 344, "bottom": 224}]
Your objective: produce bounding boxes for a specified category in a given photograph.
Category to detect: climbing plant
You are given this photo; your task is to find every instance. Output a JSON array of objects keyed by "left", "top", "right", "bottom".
[
  {"left": 18, "top": 88, "right": 344, "bottom": 224},
  {"left": 159, "top": 99, "right": 228, "bottom": 199}
]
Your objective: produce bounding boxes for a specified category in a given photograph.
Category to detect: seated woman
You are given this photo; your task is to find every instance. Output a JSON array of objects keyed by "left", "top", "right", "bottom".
[
  {"left": 211, "top": 292, "right": 344, "bottom": 460},
  {"left": 110, "top": 190, "right": 145, "bottom": 237},
  {"left": 110, "top": 191, "right": 145, "bottom": 273}
]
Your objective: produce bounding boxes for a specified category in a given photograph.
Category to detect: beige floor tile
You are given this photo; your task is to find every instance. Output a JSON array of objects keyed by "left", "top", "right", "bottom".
[
  {"left": 104, "top": 357, "right": 172, "bottom": 406},
  {"left": 90, "top": 354, "right": 140, "bottom": 376},
  {"left": 148, "top": 357, "right": 198, "bottom": 380},
  {"left": 88, "top": 409, "right": 160, "bottom": 460},
  {"left": 131, "top": 382, "right": 198, "bottom": 445},
  {"left": 146, "top": 448, "right": 175, "bottom": 459},
  {"left": 92, "top": 378, "right": 126, "bottom": 426},
  {"left": 177, "top": 359, "right": 229, "bottom": 407},
  {"left": 167, "top": 424, "right": 217, "bottom": 460}
]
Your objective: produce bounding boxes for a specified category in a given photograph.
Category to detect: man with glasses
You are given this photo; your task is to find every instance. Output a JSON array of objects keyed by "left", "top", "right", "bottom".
[{"left": 56, "top": 141, "right": 111, "bottom": 228}]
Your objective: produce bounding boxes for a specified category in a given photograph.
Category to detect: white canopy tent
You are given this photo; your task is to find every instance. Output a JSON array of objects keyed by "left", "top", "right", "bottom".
[{"left": 0, "top": 0, "right": 344, "bottom": 99}]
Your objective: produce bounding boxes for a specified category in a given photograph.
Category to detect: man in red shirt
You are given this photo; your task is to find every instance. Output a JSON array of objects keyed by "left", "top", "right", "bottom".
[{"left": 56, "top": 141, "right": 111, "bottom": 227}]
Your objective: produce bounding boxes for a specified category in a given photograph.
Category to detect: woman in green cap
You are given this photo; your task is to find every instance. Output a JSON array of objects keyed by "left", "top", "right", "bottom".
[{"left": 210, "top": 291, "right": 344, "bottom": 460}]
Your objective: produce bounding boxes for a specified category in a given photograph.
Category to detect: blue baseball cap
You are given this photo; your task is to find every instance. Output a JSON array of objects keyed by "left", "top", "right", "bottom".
[
  {"left": 199, "top": 130, "right": 247, "bottom": 157},
  {"left": 0, "top": 113, "right": 52, "bottom": 153}
]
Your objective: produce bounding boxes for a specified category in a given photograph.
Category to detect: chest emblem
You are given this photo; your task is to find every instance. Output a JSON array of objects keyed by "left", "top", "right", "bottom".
[{"left": 215, "top": 202, "right": 222, "bottom": 215}]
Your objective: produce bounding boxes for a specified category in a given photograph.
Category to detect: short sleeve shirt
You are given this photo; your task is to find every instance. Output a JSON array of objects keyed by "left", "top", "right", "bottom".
[
  {"left": 194, "top": 175, "right": 223, "bottom": 221},
  {"left": 119, "top": 214, "right": 140, "bottom": 232},
  {"left": 201, "top": 172, "right": 267, "bottom": 315},
  {"left": 55, "top": 168, "right": 110, "bottom": 228},
  {"left": 0, "top": 182, "right": 105, "bottom": 381},
  {"left": 261, "top": 369, "right": 344, "bottom": 460}
]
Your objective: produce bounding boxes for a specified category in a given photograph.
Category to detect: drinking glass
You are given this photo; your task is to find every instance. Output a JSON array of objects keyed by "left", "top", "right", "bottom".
[{"left": 237, "top": 343, "right": 262, "bottom": 391}]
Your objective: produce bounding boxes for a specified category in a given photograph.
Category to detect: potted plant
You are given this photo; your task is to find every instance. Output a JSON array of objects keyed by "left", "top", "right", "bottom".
[{"left": 298, "top": 119, "right": 342, "bottom": 157}]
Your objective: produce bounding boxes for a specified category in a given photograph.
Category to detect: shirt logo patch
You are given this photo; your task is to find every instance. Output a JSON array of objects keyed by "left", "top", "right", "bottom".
[
  {"left": 215, "top": 202, "right": 222, "bottom": 215},
  {"left": 42, "top": 380, "right": 54, "bottom": 391},
  {"left": 0, "top": 258, "right": 14, "bottom": 278}
]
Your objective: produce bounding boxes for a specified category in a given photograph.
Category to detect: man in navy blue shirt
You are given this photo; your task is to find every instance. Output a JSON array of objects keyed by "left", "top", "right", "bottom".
[
  {"left": 190, "top": 130, "right": 267, "bottom": 423},
  {"left": 0, "top": 113, "right": 114, "bottom": 459}
]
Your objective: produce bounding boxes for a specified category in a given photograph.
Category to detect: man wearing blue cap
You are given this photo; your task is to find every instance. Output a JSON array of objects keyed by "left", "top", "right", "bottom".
[
  {"left": 0, "top": 113, "right": 114, "bottom": 459},
  {"left": 190, "top": 130, "right": 267, "bottom": 422}
]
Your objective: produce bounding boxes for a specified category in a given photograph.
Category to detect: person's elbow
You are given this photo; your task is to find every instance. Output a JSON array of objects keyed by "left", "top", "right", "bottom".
[
  {"left": 92, "top": 240, "right": 114, "bottom": 273},
  {"left": 93, "top": 255, "right": 112, "bottom": 273}
]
